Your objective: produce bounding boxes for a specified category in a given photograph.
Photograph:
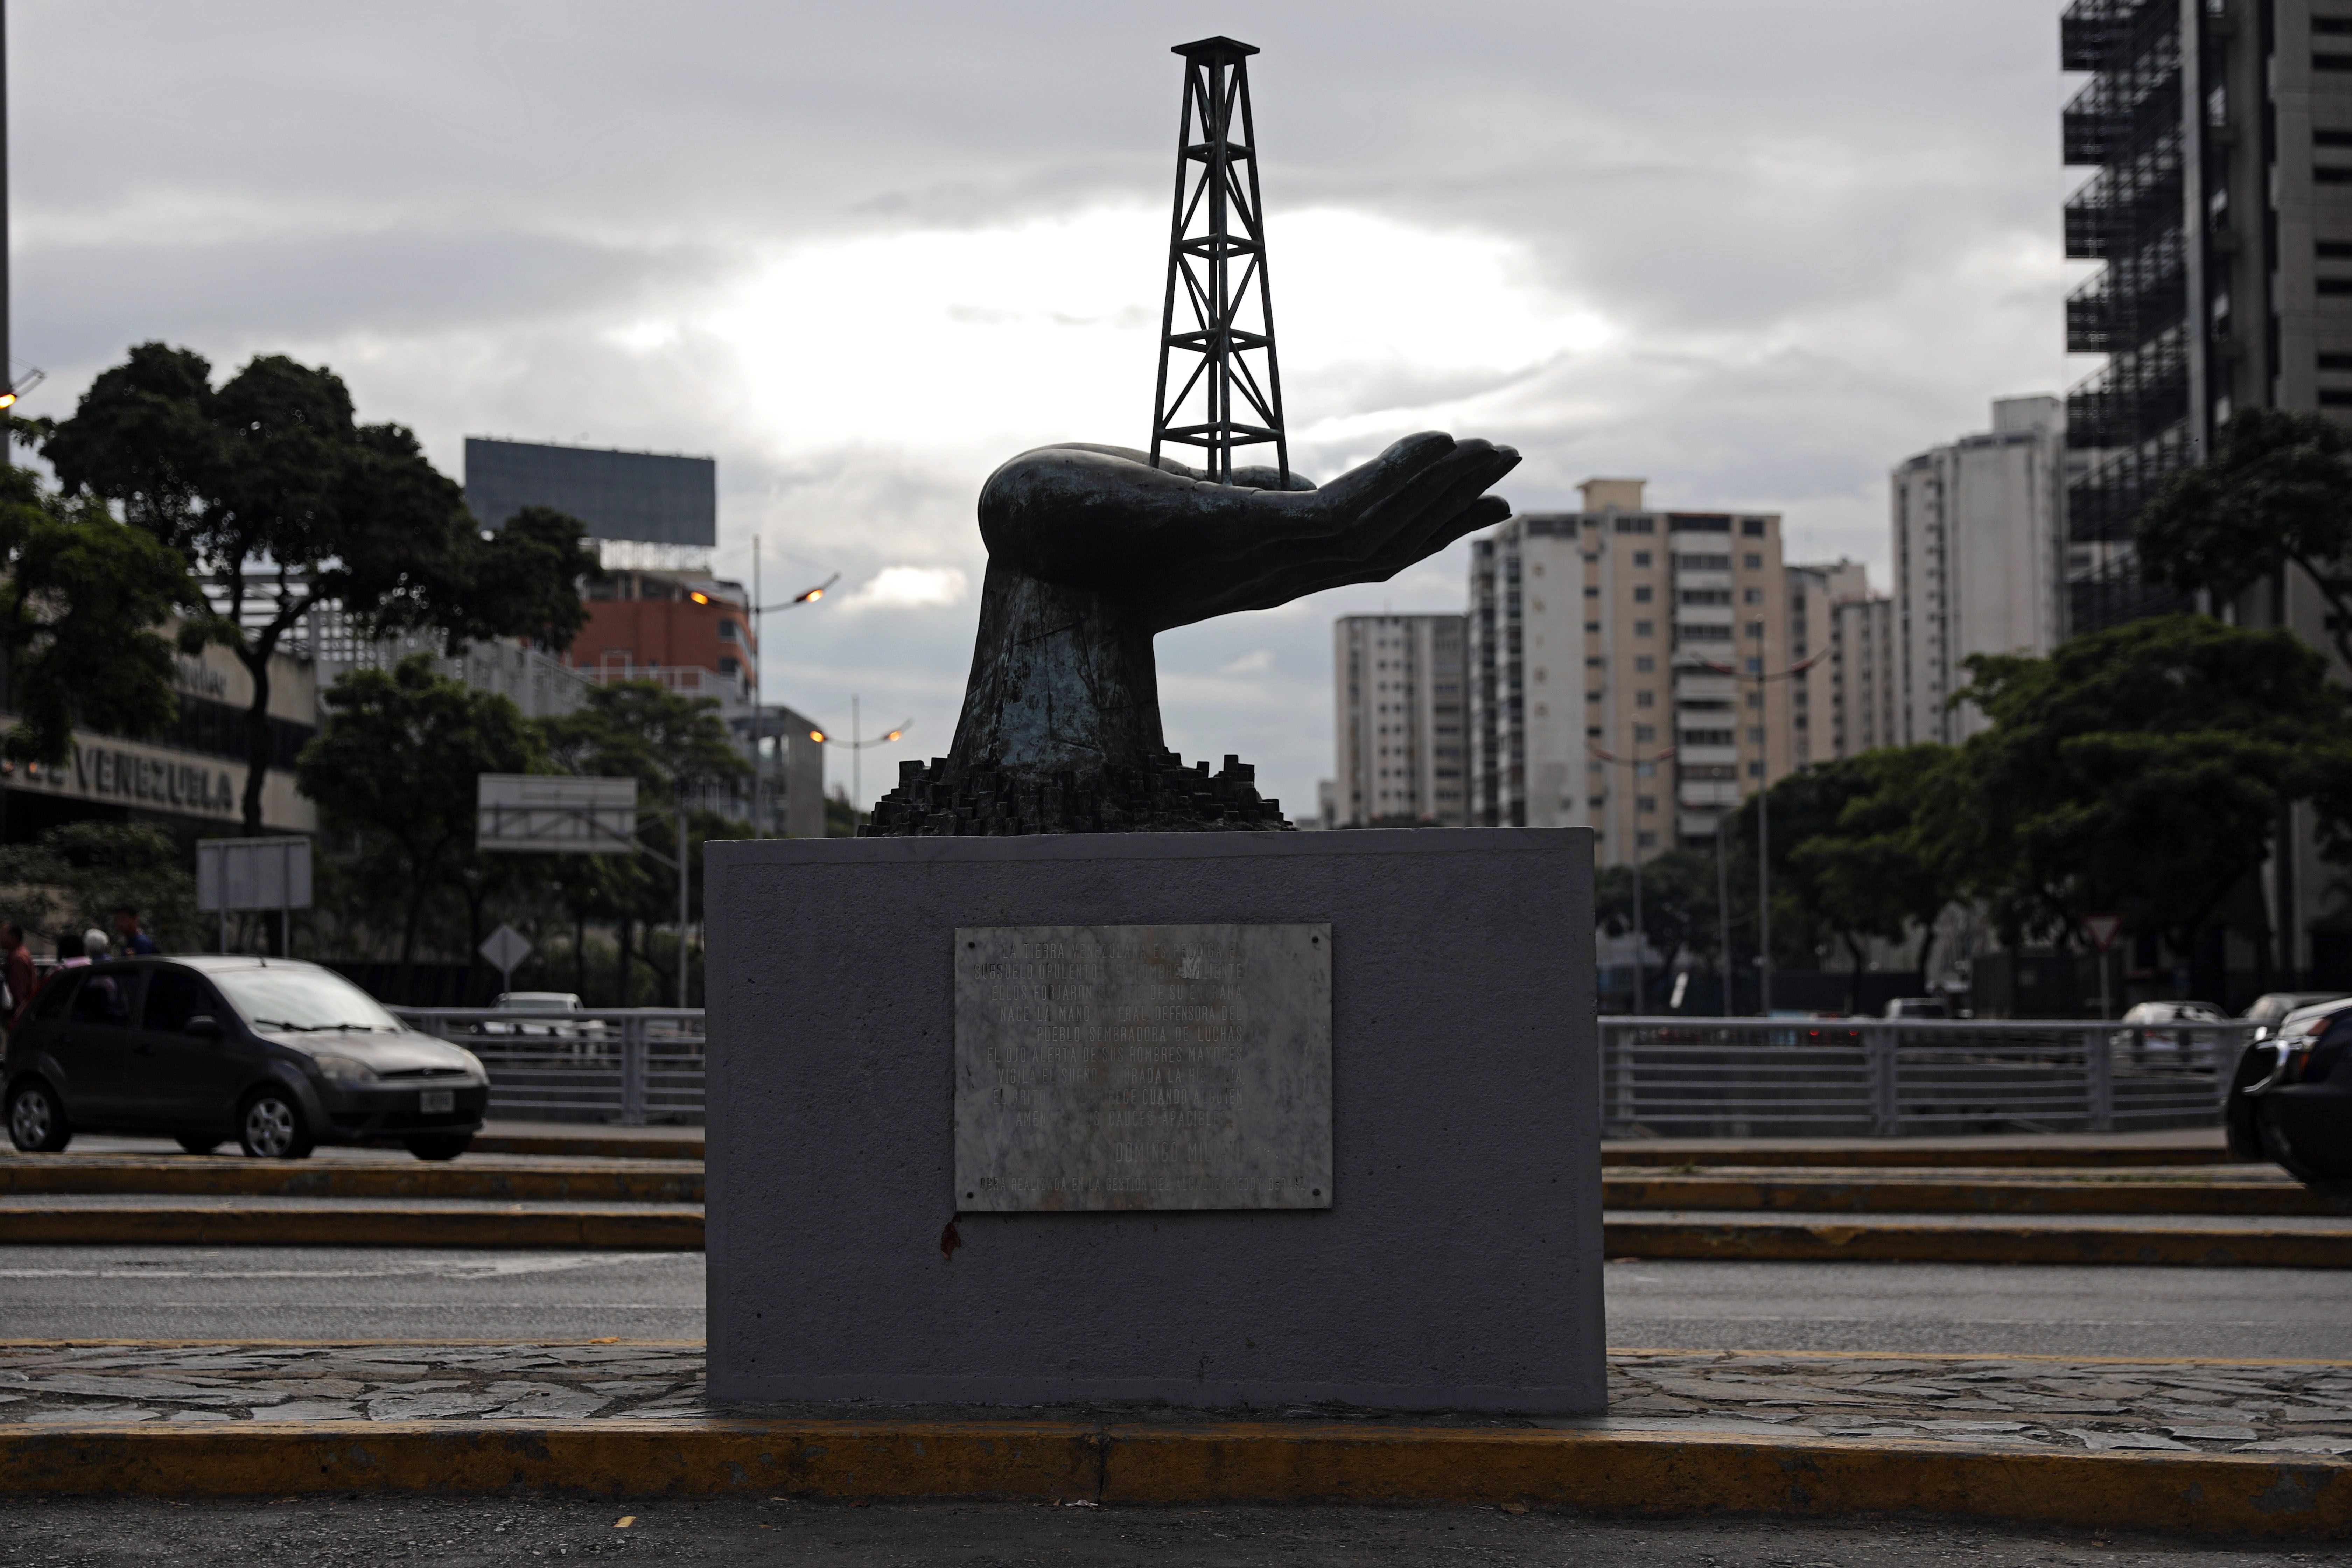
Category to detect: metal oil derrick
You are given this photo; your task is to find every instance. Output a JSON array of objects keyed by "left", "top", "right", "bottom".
[{"left": 1150, "top": 36, "right": 1288, "bottom": 487}]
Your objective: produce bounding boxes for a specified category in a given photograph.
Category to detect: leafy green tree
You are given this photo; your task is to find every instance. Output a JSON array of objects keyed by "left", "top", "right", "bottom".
[
  {"left": 1923, "top": 614, "right": 2352, "bottom": 965},
  {"left": 1786, "top": 745, "right": 1958, "bottom": 988},
  {"left": 0, "top": 460, "right": 198, "bottom": 766},
  {"left": 45, "top": 344, "right": 594, "bottom": 834},
  {"left": 296, "top": 656, "right": 546, "bottom": 981},
  {"left": 2137, "top": 407, "right": 2352, "bottom": 668},
  {"left": 0, "top": 822, "right": 200, "bottom": 954},
  {"left": 537, "top": 681, "right": 750, "bottom": 1005},
  {"left": 1595, "top": 848, "right": 1723, "bottom": 975}
]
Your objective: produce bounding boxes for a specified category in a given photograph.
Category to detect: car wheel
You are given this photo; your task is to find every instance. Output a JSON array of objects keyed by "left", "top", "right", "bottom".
[
  {"left": 176, "top": 1135, "right": 222, "bottom": 1156},
  {"left": 238, "top": 1089, "right": 315, "bottom": 1160},
  {"left": 6, "top": 1079, "right": 71, "bottom": 1153},
  {"left": 404, "top": 1133, "right": 472, "bottom": 1162}
]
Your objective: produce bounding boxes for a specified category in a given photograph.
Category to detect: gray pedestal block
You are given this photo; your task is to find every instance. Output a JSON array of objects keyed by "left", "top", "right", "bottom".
[{"left": 704, "top": 827, "right": 1601, "bottom": 1413}]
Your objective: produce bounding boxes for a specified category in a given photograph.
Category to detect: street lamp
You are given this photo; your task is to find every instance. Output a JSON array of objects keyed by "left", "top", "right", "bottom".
[
  {"left": 810, "top": 695, "right": 910, "bottom": 832},
  {"left": 746, "top": 538, "right": 839, "bottom": 840},
  {"left": 1587, "top": 740, "right": 1675, "bottom": 1013},
  {"left": 1695, "top": 645, "right": 1825, "bottom": 1017}
]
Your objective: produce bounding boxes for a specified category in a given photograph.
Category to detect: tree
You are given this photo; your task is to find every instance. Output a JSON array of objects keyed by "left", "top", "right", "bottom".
[
  {"left": 295, "top": 656, "right": 546, "bottom": 983},
  {"left": 0, "top": 821, "right": 200, "bottom": 954},
  {"left": 45, "top": 344, "right": 594, "bottom": 835},
  {"left": 1923, "top": 615, "right": 2352, "bottom": 977},
  {"left": 0, "top": 458, "right": 198, "bottom": 766},
  {"left": 1785, "top": 746, "right": 1958, "bottom": 997},
  {"left": 1595, "top": 848, "right": 1723, "bottom": 976},
  {"left": 537, "top": 681, "right": 750, "bottom": 1004},
  {"left": 2137, "top": 407, "right": 2352, "bottom": 668}
]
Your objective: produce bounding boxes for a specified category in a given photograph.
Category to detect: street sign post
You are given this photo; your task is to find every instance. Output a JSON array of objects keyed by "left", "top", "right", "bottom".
[
  {"left": 2086, "top": 913, "right": 2125, "bottom": 1021},
  {"left": 196, "top": 838, "right": 314, "bottom": 956},
  {"left": 479, "top": 923, "right": 533, "bottom": 993}
]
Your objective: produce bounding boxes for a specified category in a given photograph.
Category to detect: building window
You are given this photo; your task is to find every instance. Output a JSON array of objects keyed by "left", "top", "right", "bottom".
[
  {"left": 1633, "top": 585, "right": 1653, "bottom": 602},
  {"left": 1634, "top": 724, "right": 1658, "bottom": 743},
  {"left": 1743, "top": 588, "right": 1763, "bottom": 604},
  {"left": 1635, "top": 690, "right": 1654, "bottom": 707},
  {"left": 1585, "top": 621, "right": 1603, "bottom": 633},
  {"left": 1634, "top": 621, "right": 1654, "bottom": 637},
  {"left": 1743, "top": 553, "right": 1763, "bottom": 570},
  {"left": 1632, "top": 551, "right": 1652, "bottom": 567},
  {"left": 1746, "top": 762, "right": 1764, "bottom": 778},
  {"left": 719, "top": 657, "right": 741, "bottom": 677},
  {"left": 1741, "top": 518, "right": 1766, "bottom": 537},
  {"left": 1636, "top": 831, "right": 1658, "bottom": 848},
  {"left": 1636, "top": 795, "right": 1657, "bottom": 813},
  {"left": 719, "top": 621, "right": 742, "bottom": 642},
  {"left": 1634, "top": 656, "right": 1655, "bottom": 673}
]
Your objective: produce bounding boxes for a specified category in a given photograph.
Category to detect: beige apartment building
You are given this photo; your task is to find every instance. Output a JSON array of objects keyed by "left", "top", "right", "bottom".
[
  {"left": 1468, "top": 478, "right": 1795, "bottom": 866},
  {"left": 1331, "top": 614, "right": 1469, "bottom": 826}
]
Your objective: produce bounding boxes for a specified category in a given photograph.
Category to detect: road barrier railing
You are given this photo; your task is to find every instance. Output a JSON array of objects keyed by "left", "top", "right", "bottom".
[
  {"left": 392, "top": 1008, "right": 706, "bottom": 1127},
  {"left": 388, "top": 1007, "right": 2253, "bottom": 1138},
  {"left": 1600, "top": 1016, "right": 2254, "bottom": 1140}
]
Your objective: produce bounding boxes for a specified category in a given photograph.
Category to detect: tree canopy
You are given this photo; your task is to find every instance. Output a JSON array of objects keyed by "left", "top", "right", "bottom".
[
  {"left": 296, "top": 656, "right": 545, "bottom": 974},
  {"left": 1923, "top": 613, "right": 2352, "bottom": 957},
  {"left": 2137, "top": 406, "right": 2352, "bottom": 666},
  {"left": 46, "top": 344, "right": 593, "bottom": 833},
  {"left": 0, "top": 457, "right": 196, "bottom": 767}
]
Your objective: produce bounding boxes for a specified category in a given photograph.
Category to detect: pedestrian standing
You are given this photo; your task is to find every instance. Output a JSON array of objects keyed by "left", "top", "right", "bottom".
[
  {"left": 114, "top": 907, "right": 158, "bottom": 956},
  {"left": 2, "top": 923, "right": 37, "bottom": 1034},
  {"left": 82, "top": 927, "right": 113, "bottom": 964}
]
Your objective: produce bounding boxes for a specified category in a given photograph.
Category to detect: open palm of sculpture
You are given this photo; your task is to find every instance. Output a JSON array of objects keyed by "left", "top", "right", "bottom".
[{"left": 946, "top": 432, "right": 1522, "bottom": 782}]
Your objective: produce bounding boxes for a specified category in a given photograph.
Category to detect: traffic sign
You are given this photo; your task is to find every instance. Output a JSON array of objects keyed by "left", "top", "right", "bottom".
[
  {"left": 479, "top": 923, "right": 534, "bottom": 989},
  {"left": 2085, "top": 913, "right": 2125, "bottom": 953}
]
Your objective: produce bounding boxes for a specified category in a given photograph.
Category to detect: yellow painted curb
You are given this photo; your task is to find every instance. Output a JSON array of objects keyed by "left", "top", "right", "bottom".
[
  {"left": 0, "top": 1420, "right": 2342, "bottom": 1538},
  {"left": 0, "top": 1160, "right": 704, "bottom": 1203},
  {"left": 1603, "top": 1143, "right": 2231, "bottom": 1169},
  {"left": 470, "top": 1133, "right": 702, "bottom": 1161},
  {"left": 0, "top": 1206, "right": 703, "bottom": 1250},
  {"left": 1602, "top": 1176, "right": 2350, "bottom": 1218},
  {"left": 1603, "top": 1218, "right": 2352, "bottom": 1267}
]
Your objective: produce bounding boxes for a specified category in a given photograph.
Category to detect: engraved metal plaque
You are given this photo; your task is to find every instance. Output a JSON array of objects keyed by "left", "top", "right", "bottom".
[{"left": 954, "top": 923, "right": 1332, "bottom": 1211}]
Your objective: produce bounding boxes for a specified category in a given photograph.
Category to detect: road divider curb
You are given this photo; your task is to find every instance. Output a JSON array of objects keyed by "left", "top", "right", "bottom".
[
  {"left": 0, "top": 1419, "right": 2343, "bottom": 1538},
  {"left": 1604, "top": 1143, "right": 2230, "bottom": 1169},
  {"left": 0, "top": 1205, "right": 703, "bottom": 1250},
  {"left": 470, "top": 1133, "right": 702, "bottom": 1161},
  {"left": 0, "top": 1161, "right": 704, "bottom": 1204},
  {"left": 1602, "top": 1176, "right": 2350, "bottom": 1218},
  {"left": 1604, "top": 1218, "right": 2352, "bottom": 1267}
]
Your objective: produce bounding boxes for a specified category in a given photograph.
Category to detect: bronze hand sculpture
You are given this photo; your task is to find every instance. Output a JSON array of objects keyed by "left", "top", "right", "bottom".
[{"left": 865, "top": 432, "right": 1519, "bottom": 835}]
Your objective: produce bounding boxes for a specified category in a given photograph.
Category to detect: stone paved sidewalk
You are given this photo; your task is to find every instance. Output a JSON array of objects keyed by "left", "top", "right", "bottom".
[{"left": 0, "top": 1343, "right": 2346, "bottom": 1458}]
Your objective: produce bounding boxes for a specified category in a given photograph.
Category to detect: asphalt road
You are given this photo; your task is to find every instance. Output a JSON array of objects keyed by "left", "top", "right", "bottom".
[
  {"left": 2, "top": 1250, "right": 2347, "bottom": 1358},
  {"left": 0, "top": 1496, "right": 2320, "bottom": 1568}
]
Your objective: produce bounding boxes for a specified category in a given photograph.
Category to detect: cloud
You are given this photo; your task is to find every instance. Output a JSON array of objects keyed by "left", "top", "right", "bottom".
[
  {"left": 15, "top": 0, "right": 2079, "bottom": 816},
  {"left": 845, "top": 565, "right": 971, "bottom": 611}
]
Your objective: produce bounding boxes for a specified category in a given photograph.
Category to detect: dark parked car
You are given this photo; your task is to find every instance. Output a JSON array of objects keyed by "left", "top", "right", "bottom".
[
  {"left": 2226, "top": 997, "right": 2352, "bottom": 1190},
  {"left": 5, "top": 956, "right": 489, "bottom": 1161}
]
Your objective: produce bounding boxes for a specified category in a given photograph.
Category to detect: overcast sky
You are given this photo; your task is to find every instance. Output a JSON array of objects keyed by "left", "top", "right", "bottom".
[{"left": 16, "top": 1, "right": 2084, "bottom": 816}]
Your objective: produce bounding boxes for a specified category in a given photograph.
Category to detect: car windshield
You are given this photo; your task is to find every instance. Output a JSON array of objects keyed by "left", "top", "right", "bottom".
[{"left": 211, "top": 967, "right": 403, "bottom": 1034}]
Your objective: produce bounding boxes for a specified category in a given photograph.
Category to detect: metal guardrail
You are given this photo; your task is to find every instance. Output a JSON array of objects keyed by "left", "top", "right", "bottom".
[
  {"left": 391, "top": 1006, "right": 2252, "bottom": 1138},
  {"left": 1601, "top": 1017, "right": 2252, "bottom": 1139},
  {"left": 392, "top": 1008, "right": 706, "bottom": 1127}
]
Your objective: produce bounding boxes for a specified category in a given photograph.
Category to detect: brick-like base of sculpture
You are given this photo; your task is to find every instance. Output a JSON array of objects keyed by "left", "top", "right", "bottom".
[{"left": 862, "top": 751, "right": 1290, "bottom": 836}]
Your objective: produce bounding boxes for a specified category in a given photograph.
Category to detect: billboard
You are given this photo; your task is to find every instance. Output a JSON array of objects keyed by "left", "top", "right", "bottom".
[
  {"left": 197, "top": 838, "right": 315, "bottom": 912},
  {"left": 464, "top": 438, "right": 716, "bottom": 547},
  {"left": 477, "top": 774, "right": 640, "bottom": 854}
]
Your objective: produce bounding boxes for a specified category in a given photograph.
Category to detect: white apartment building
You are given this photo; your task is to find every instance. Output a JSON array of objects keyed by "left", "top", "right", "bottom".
[
  {"left": 1332, "top": 614, "right": 1469, "bottom": 826},
  {"left": 1468, "top": 479, "right": 1793, "bottom": 866},
  {"left": 1890, "top": 396, "right": 2067, "bottom": 746}
]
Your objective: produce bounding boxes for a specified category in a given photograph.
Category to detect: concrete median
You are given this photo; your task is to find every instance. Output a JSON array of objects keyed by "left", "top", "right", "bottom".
[
  {"left": 1602, "top": 1173, "right": 2348, "bottom": 1217},
  {"left": 0, "top": 1418, "right": 2342, "bottom": 1538},
  {"left": 0, "top": 1158, "right": 704, "bottom": 1204}
]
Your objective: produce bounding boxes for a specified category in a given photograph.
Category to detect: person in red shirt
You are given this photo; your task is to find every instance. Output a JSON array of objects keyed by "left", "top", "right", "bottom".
[{"left": 2, "top": 923, "right": 38, "bottom": 1035}]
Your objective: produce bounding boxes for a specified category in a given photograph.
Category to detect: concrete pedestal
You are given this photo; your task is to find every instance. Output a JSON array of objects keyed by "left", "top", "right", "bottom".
[{"left": 704, "top": 828, "right": 1601, "bottom": 1413}]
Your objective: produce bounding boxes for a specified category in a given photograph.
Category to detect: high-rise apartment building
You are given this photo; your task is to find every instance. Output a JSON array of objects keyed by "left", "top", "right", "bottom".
[
  {"left": 1787, "top": 560, "right": 1876, "bottom": 768},
  {"left": 1468, "top": 479, "right": 1792, "bottom": 865},
  {"left": 1332, "top": 614, "right": 1469, "bottom": 826},
  {"left": 1890, "top": 396, "right": 2069, "bottom": 745},
  {"left": 2062, "top": 0, "right": 2352, "bottom": 629},
  {"left": 2064, "top": 0, "right": 2352, "bottom": 979},
  {"left": 1827, "top": 593, "right": 1901, "bottom": 758}
]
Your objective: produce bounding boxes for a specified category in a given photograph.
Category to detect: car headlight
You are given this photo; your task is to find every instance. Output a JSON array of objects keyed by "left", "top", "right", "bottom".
[
  {"left": 312, "top": 1053, "right": 377, "bottom": 1085},
  {"left": 455, "top": 1048, "right": 486, "bottom": 1079}
]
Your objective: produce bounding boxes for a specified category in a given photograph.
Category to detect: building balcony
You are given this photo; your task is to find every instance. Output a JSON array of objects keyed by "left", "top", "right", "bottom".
[
  {"left": 1675, "top": 744, "right": 1738, "bottom": 767},
  {"left": 1678, "top": 778, "right": 1742, "bottom": 807}
]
